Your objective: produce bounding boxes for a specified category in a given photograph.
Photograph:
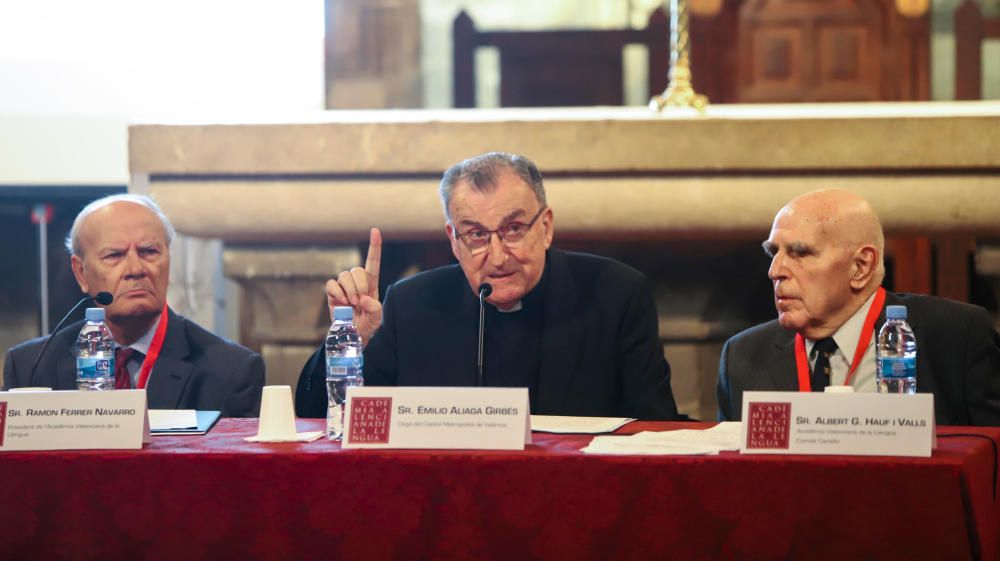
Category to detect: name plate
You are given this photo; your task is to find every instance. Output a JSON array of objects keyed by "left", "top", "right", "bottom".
[
  {"left": 0, "top": 390, "right": 149, "bottom": 451},
  {"left": 342, "top": 387, "right": 530, "bottom": 450},
  {"left": 740, "top": 391, "right": 934, "bottom": 457}
]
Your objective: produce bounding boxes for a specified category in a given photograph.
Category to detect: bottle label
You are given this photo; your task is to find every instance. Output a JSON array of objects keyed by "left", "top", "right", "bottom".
[
  {"left": 327, "top": 355, "right": 363, "bottom": 376},
  {"left": 877, "top": 356, "right": 916, "bottom": 379},
  {"left": 77, "top": 357, "right": 113, "bottom": 380}
]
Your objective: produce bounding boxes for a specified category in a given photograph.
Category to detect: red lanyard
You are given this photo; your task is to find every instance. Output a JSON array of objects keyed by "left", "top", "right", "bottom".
[
  {"left": 136, "top": 303, "right": 169, "bottom": 390},
  {"left": 794, "top": 287, "right": 886, "bottom": 391}
]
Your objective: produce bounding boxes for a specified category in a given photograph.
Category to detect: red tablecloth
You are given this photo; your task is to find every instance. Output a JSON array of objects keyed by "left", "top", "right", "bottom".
[{"left": 1, "top": 420, "right": 997, "bottom": 561}]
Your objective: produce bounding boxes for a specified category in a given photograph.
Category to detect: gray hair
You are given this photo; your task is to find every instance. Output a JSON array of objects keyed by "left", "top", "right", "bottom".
[
  {"left": 439, "top": 152, "right": 546, "bottom": 220},
  {"left": 66, "top": 194, "right": 175, "bottom": 257}
]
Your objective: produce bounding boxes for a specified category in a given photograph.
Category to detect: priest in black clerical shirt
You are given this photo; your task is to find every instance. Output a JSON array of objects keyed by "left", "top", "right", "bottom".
[
  {"left": 478, "top": 261, "right": 546, "bottom": 409},
  {"left": 295, "top": 152, "right": 678, "bottom": 421}
]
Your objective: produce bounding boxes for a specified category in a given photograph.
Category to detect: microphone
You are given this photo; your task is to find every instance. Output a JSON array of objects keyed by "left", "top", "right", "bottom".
[
  {"left": 27, "top": 292, "right": 113, "bottom": 384},
  {"left": 477, "top": 283, "right": 492, "bottom": 387}
]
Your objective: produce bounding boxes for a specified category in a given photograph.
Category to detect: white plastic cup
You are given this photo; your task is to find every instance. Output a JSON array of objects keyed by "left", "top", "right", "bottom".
[
  {"left": 255, "top": 385, "right": 298, "bottom": 440},
  {"left": 824, "top": 385, "right": 855, "bottom": 393}
]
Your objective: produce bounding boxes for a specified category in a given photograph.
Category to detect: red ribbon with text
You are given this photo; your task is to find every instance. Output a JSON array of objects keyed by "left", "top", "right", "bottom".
[
  {"left": 795, "top": 287, "right": 886, "bottom": 391},
  {"left": 136, "top": 303, "right": 169, "bottom": 390}
]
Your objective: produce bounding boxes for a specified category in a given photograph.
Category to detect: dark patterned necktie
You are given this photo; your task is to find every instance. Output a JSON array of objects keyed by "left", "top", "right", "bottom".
[
  {"left": 811, "top": 338, "right": 838, "bottom": 392},
  {"left": 114, "top": 347, "right": 136, "bottom": 389}
]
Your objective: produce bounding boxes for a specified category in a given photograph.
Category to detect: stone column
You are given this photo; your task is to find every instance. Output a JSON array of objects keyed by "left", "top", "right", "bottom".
[{"left": 224, "top": 247, "right": 361, "bottom": 388}]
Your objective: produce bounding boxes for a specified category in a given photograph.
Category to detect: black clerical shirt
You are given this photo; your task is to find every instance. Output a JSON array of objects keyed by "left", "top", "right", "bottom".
[{"left": 482, "top": 264, "right": 548, "bottom": 411}]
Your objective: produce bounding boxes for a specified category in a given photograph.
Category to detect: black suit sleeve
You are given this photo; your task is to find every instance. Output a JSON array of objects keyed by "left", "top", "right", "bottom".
[
  {"left": 362, "top": 283, "right": 398, "bottom": 387},
  {"left": 222, "top": 351, "right": 265, "bottom": 418},
  {"left": 962, "top": 307, "right": 1000, "bottom": 426},
  {"left": 617, "top": 275, "right": 679, "bottom": 421},
  {"left": 3, "top": 348, "right": 19, "bottom": 391},
  {"left": 716, "top": 338, "right": 737, "bottom": 422},
  {"left": 295, "top": 347, "right": 327, "bottom": 418}
]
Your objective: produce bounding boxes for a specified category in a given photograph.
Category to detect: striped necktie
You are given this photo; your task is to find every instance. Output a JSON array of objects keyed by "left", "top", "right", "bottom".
[
  {"left": 114, "top": 347, "right": 136, "bottom": 389},
  {"left": 811, "top": 337, "right": 838, "bottom": 392}
]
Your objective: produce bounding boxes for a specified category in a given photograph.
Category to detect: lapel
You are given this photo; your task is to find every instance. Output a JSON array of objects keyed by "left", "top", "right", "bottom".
[
  {"left": 535, "top": 250, "right": 586, "bottom": 413},
  {"left": 56, "top": 337, "right": 78, "bottom": 390},
  {"left": 767, "top": 326, "right": 799, "bottom": 391},
  {"left": 143, "top": 308, "right": 194, "bottom": 409}
]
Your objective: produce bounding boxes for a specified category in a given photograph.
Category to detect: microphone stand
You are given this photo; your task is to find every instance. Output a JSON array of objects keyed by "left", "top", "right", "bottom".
[
  {"left": 27, "top": 292, "right": 113, "bottom": 383},
  {"left": 477, "top": 283, "right": 492, "bottom": 387}
]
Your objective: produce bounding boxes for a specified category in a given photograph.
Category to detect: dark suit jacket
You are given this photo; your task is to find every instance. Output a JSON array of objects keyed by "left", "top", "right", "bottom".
[
  {"left": 717, "top": 292, "right": 1000, "bottom": 426},
  {"left": 3, "top": 308, "right": 264, "bottom": 417},
  {"left": 296, "top": 249, "right": 679, "bottom": 420}
]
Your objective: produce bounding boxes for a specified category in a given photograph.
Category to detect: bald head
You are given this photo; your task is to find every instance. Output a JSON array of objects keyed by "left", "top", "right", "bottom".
[
  {"left": 765, "top": 189, "right": 885, "bottom": 339},
  {"left": 778, "top": 189, "right": 885, "bottom": 281},
  {"left": 67, "top": 194, "right": 174, "bottom": 258}
]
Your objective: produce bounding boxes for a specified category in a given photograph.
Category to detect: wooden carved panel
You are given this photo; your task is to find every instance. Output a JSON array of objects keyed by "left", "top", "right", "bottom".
[
  {"left": 739, "top": 0, "right": 882, "bottom": 101},
  {"left": 733, "top": 0, "right": 927, "bottom": 102}
]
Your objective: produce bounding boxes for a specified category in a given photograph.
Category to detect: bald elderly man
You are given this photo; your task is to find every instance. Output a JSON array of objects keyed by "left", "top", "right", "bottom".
[
  {"left": 3, "top": 194, "right": 264, "bottom": 417},
  {"left": 717, "top": 189, "right": 1000, "bottom": 426}
]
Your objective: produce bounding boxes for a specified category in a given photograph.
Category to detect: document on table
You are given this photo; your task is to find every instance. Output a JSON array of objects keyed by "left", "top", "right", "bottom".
[
  {"left": 149, "top": 410, "right": 222, "bottom": 435},
  {"left": 531, "top": 415, "right": 635, "bottom": 434},
  {"left": 582, "top": 422, "right": 742, "bottom": 455},
  {"left": 149, "top": 409, "right": 198, "bottom": 430}
]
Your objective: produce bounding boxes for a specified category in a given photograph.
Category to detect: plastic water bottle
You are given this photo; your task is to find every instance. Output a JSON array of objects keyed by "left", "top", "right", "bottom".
[
  {"left": 76, "top": 307, "right": 115, "bottom": 391},
  {"left": 326, "top": 306, "right": 364, "bottom": 440},
  {"left": 876, "top": 305, "right": 917, "bottom": 394}
]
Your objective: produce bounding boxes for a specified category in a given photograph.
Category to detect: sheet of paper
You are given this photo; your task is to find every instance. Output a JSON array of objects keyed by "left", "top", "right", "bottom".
[
  {"left": 148, "top": 409, "right": 198, "bottom": 430},
  {"left": 531, "top": 415, "right": 635, "bottom": 434},
  {"left": 244, "top": 431, "right": 324, "bottom": 443},
  {"left": 150, "top": 411, "right": 221, "bottom": 436},
  {"left": 581, "top": 422, "right": 742, "bottom": 455}
]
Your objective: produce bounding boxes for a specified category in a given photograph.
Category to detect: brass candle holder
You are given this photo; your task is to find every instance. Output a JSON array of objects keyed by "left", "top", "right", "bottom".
[{"left": 650, "top": 0, "right": 709, "bottom": 112}]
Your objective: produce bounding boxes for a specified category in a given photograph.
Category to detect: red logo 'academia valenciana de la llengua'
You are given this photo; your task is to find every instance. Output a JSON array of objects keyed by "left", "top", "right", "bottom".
[
  {"left": 348, "top": 397, "right": 392, "bottom": 444},
  {"left": 746, "top": 402, "right": 791, "bottom": 449}
]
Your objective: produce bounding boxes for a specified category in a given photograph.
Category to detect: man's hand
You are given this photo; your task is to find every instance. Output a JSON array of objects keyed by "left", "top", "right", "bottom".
[{"left": 326, "top": 228, "right": 383, "bottom": 347}]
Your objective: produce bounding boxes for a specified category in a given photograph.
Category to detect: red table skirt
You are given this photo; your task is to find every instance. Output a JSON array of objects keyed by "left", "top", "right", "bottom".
[{"left": 1, "top": 420, "right": 997, "bottom": 561}]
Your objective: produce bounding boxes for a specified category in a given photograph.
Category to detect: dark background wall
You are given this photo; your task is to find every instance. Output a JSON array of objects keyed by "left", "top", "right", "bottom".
[{"left": 0, "top": 186, "right": 125, "bottom": 368}]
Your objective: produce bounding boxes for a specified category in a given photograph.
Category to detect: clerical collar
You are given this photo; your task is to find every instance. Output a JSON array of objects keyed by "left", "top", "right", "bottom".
[
  {"left": 806, "top": 290, "right": 879, "bottom": 359},
  {"left": 489, "top": 258, "right": 549, "bottom": 314},
  {"left": 496, "top": 301, "right": 522, "bottom": 313},
  {"left": 117, "top": 312, "right": 163, "bottom": 355}
]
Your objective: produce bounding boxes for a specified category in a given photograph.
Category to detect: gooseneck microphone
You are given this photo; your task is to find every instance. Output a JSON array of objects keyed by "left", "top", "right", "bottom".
[
  {"left": 477, "top": 283, "right": 492, "bottom": 387},
  {"left": 27, "top": 292, "right": 113, "bottom": 383}
]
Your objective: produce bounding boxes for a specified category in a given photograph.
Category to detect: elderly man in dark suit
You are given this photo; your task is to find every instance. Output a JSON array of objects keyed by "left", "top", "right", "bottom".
[
  {"left": 296, "top": 152, "right": 679, "bottom": 420},
  {"left": 717, "top": 188, "right": 1000, "bottom": 425},
  {"left": 3, "top": 194, "right": 264, "bottom": 417}
]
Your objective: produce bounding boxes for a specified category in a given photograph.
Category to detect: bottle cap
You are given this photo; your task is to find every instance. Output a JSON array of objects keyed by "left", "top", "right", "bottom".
[
  {"left": 885, "top": 305, "right": 907, "bottom": 320},
  {"left": 85, "top": 307, "right": 105, "bottom": 322},
  {"left": 333, "top": 306, "right": 354, "bottom": 321}
]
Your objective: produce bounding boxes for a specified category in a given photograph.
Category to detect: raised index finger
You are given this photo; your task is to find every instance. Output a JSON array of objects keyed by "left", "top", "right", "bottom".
[{"left": 365, "top": 227, "right": 383, "bottom": 285}]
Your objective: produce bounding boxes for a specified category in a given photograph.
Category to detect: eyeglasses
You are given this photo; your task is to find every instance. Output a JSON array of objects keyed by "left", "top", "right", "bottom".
[{"left": 452, "top": 206, "right": 547, "bottom": 255}]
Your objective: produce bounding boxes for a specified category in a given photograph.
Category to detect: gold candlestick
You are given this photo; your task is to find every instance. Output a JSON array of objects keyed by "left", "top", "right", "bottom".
[{"left": 650, "top": 0, "right": 708, "bottom": 112}]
